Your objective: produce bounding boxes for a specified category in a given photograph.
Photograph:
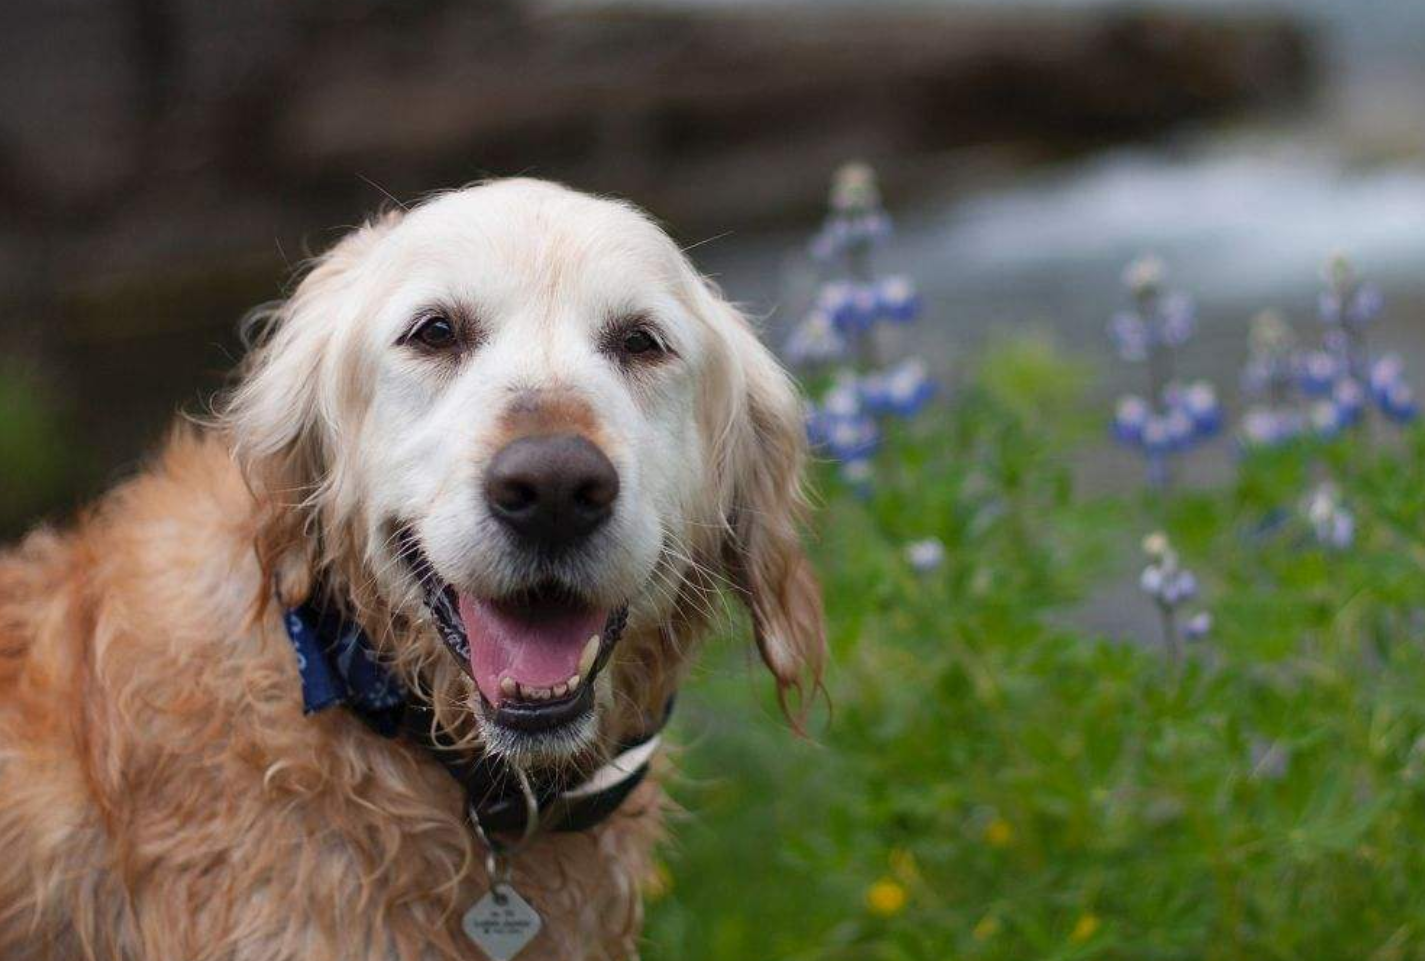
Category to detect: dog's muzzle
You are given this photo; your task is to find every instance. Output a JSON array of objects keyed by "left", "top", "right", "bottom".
[{"left": 397, "top": 529, "right": 629, "bottom": 735}]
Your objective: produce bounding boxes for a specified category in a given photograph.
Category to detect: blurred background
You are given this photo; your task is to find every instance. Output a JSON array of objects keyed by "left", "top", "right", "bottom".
[
  {"left": 4, "top": 0, "right": 1424, "bottom": 538},
  {"left": 7, "top": 3, "right": 1425, "bottom": 957}
]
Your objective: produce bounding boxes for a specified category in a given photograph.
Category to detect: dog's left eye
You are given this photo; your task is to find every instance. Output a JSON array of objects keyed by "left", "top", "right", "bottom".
[
  {"left": 621, "top": 328, "right": 662, "bottom": 356},
  {"left": 601, "top": 317, "right": 674, "bottom": 367},
  {"left": 409, "top": 315, "right": 458, "bottom": 351}
]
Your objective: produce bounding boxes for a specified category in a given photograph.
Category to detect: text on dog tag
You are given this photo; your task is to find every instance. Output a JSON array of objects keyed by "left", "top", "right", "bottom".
[{"left": 462, "top": 885, "right": 542, "bottom": 961}]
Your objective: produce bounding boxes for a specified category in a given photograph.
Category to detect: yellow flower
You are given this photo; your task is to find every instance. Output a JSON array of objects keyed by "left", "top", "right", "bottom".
[
  {"left": 984, "top": 817, "right": 1015, "bottom": 848},
  {"left": 865, "top": 878, "right": 908, "bottom": 917},
  {"left": 1069, "top": 913, "right": 1101, "bottom": 943},
  {"left": 972, "top": 914, "right": 1001, "bottom": 941}
]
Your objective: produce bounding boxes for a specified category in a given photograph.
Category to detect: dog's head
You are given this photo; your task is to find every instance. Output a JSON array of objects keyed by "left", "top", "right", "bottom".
[{"left": 224, "top": 179, "right": 823, "bottom": 761}]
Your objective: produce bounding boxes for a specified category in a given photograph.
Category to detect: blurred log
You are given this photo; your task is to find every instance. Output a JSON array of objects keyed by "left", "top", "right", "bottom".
[
  {"left": 0, "top": 1, "right": 1315, "bottom": 534},
  {"left": 0, "top": 2, "right": 1313, "bottom": 246},
  {"left": 272, "top": 3, "right": 1315, "bottom": 229}
]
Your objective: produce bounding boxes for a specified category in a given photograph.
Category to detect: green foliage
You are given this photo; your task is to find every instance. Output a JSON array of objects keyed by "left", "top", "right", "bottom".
[
  {"left": 977, "top": 329, "right": 1094, "bottom": 431},
  {"left": 645, "top": 342, "right": 1425, "bottom": 961},
  {"left": 0, "top": 366, "right": 73, "bottom": 530}
]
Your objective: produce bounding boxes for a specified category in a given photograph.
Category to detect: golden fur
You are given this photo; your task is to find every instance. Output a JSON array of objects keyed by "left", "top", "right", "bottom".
[{"left": 0, "top": 180, "right": 823, "bottom": 960}]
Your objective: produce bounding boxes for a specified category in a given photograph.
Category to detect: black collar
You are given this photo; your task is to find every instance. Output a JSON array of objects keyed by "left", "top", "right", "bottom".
[{"left": 282, "top": 596, "right": 672, "bottom": 838}]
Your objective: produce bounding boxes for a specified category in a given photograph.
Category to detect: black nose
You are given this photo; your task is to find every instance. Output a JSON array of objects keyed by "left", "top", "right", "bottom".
[{"left": 484, "top": 435, "right": 620, "bottom": 552}]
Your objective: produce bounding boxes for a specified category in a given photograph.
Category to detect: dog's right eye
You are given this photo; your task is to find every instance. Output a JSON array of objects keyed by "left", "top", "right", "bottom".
[{"left": 408, "top": 314, "right": 458, "bottom": 351}]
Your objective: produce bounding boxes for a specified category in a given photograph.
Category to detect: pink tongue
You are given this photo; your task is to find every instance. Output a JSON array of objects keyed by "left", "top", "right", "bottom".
[{"left": 457, "top": 593, "right": 607, "bottom": 707}]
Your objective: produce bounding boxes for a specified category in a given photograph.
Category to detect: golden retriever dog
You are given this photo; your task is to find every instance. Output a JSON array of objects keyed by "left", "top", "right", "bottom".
[{"left": 0, "top": 179, "right": 824, "bottom": 960}]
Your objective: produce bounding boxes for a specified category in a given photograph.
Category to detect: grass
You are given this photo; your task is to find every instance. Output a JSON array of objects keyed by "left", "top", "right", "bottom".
[{"left": 644, "top": 337, "right": 1425, "bottom": 961}]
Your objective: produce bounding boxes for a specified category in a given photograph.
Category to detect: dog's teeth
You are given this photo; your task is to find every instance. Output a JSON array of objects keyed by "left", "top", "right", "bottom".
[
  {"left": 579, "top": 635, "right": 600, "bottom": 677},
  {"left": 505, "top": 679, "right": 581, "bottom": 702}
]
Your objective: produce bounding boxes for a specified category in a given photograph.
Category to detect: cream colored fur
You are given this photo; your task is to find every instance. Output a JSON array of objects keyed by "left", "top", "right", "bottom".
[{"left": 0, "top": 179, "right": 823, "bottom": 960}]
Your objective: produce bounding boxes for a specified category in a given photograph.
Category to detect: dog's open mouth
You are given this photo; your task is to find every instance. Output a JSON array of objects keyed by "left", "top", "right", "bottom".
[{"left": 397, "top": 529, "right": 626, "bottom": 733}]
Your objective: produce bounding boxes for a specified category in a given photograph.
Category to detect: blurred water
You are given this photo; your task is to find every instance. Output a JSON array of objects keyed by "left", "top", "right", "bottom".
[
  {"left": 683, "top": 0, "right": 1425, "bottom": 425},
  {"left": 703, "top": 135, "right": 1425, "bottom": 393}
]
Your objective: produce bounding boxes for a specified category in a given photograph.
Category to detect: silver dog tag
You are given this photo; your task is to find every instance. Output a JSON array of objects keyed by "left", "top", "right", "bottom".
[{"left": 462, "top": 885, "right": 542, "bottom": 960}]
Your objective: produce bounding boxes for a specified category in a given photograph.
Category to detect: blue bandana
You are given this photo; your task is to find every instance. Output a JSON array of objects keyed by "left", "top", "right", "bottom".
[{"left": 283, "top": 599, "right": 407, "bottom": 737}]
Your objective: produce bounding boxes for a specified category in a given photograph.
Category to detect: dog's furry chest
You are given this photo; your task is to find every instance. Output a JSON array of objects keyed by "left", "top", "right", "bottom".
[
  {"left": 0, "top": 495, "right": 666, "bottom": 961},
  {"left": 0, "top": 650, "right": 665, "bottom": 961}
]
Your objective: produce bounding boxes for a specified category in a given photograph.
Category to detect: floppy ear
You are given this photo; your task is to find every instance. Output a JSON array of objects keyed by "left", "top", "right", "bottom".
[
  {"left": 695, "top": 281, "right": 826, "bottom": 725},
  {"left": 219, "top": 211, "right": 401, "bottom": 604}
]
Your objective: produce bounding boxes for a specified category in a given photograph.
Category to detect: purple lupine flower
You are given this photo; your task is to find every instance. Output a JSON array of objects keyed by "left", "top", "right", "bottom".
[
  {"left": 1304, "top": 483, "right": 1355, "bottom": 550},
  {"left": 784, "top": 310, "right": 848, "bottom": 367},
  {"left": 1140, "top": 414, "right": 1173, "bottom": 456},
  {"left": 1237, "top": 311, "right": 1311, "bottom": 450},
  {"left": 1109, "top": 256, "right": 1218, "bottom": 487},
  {"left": 833, "top": 282, "right": 884, "bottom": 334},
  {"left": 1310, "top": 255, "right": 1415, "bottom": 430},
  {"left": 1331, "top": 377, "right": 1366, "bottom": 427},
  {"left": 875, "top": 275, "right": 920, "bottom": 323},
  {"left": 822, "top": 376, "right": 863, "bottom": 418},
  {"left": 1310, "top": 398, "right": 1347, "bottom": 437},
  {"left": 1162, "top": 568, "right": 1198, "bottom": 605},
  {"left": 798, "top": 163, "right": 936, "bottom": 492},
  {"left": 1347, "top": 284, "right": 1384, "bottom": 326},
  {"left": 1114, "top": 257, "right": 1197, "bottom": 351},
  {"left": 839, "top": 457, "right": 875, "bottom": 492},
  {"left": 818, "top": 409, "right": 880, "bottom": 463},
  {"left": 1319, "top": 271, "right": 1383, "bottom": 330},
  {"left": 1158, "top": 292, "right": 1196, "bottom": 348},
  {"left": 817, "top": 277, "right": 921, "bottom": 335},
  {"left": 1114, "top": 395, "right": 1150, "bottom": 445},
  {"left": 863, "top": 359, "right": 934, "bottom": 418},
  {"left": 1117, "top": 380, "right": 1217, "bottom": 459},
  {"left": 810, "top": 162, "right": 894, "bottom": 262},
  {"left": 817, "top": 281, "right": 873, "bottom": 335},
  {"left": 1369, "top": 354, "right": 1418, "bottom": 423},
  {"left": 848, "top": 284, "right": 881, "bottom": 333},
  {"left": 1183, "top": 611, "right": 1213, "bottom": 641},
  {"left": 1240, "top": 406, "right": 1306, "bottom": 448},
  {"left": 1109, "top": 310, "right": 1149, "bottom": 363},
  {"left": 1240, "top": 407, "right": 1280, "bottom": 447},
  {"left": 1369, "top": 354, "right": 1405, "bottom": 394},
  {"left": 905, "top": 537, "right": 946, "bottom": 573},
  {"left": 1140, "top": 532, "right": 1212, "bottom": 663},
  {"left": 1299, "top": 350, "right": 1341, "bottom": 397},
  {"left": 1180, "top": 381, "right": 1222, "bottom": 436},
  {"left": 1380, "top": 380, "right": 1418, "bottom": 423},
  {"left": 807, "top": 375, "right": 881, "bottom": 463},
  {"left": 1164, "top": 407, "right": 1197, "bottom": 451}
]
